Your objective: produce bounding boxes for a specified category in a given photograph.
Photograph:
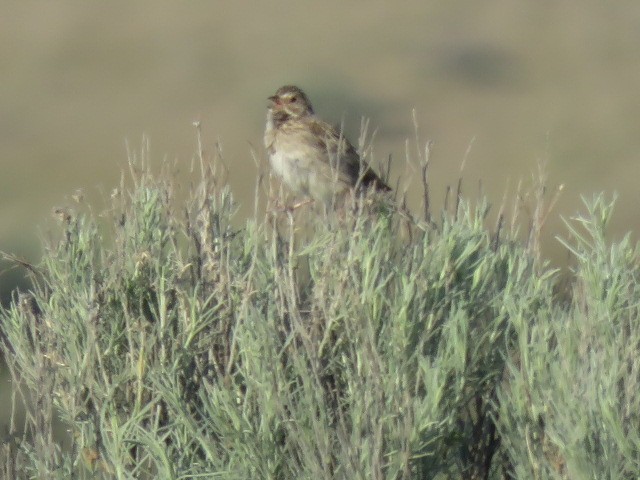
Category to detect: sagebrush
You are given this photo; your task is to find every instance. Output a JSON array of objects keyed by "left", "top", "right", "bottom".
[{"left": 1, "top": 140, "right": 638, "bottom": 479}]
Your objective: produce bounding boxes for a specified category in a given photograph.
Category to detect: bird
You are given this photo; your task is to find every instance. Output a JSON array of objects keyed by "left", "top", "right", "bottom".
[{"left": 264, "top": 85, "right": 390, "bottom": 208}]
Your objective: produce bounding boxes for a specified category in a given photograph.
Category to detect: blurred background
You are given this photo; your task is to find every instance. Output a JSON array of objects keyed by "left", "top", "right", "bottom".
[{"left": 1, "top": 2, "right": 639, "bottom": 326}]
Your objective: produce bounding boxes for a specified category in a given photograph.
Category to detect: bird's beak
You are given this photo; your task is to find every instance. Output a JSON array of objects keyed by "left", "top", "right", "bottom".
[{"left": 267, "top": 95, "right": 280, "bottom": 106}]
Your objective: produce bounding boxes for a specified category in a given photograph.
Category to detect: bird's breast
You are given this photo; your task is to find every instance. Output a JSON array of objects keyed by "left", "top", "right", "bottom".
[{"left": 268, "top": 142, "right": 312, "bottom": 195}]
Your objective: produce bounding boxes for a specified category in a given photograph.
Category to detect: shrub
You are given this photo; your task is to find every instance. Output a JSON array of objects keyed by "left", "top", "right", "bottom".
[{"left": 2, "top": 141, "right": 638, "bottom": 479}]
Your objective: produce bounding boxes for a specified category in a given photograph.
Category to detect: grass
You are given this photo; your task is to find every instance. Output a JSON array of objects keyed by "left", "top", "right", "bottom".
[{"left": 1, "top": 133, "right": 639, "bottom": 479}]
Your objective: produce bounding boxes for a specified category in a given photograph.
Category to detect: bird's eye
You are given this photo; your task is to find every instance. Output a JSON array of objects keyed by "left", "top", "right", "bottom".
[{"left": 290, "top": 96, "right": 297, "bottom": 102}]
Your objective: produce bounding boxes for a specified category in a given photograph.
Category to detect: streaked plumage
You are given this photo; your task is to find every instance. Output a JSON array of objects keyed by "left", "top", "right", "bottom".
[{"left": 264, "top": 85, "right": 390, "bottom": 205}]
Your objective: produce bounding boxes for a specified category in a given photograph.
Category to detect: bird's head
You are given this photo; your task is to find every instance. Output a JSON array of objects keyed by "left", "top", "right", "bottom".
[{"left": 267, "top": 85, "right": 314, "bottom": 120}]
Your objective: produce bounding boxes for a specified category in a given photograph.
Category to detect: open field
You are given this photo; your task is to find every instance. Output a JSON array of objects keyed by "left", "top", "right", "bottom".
[
  {"left": 1, "top": 5, "right": 640, "bottom": 473},
  {"left": 1, "top": 2, "right": 640, "bottom": 303}
]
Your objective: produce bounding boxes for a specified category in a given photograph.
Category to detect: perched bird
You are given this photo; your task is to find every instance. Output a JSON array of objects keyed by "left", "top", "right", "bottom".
[{"left": 264, "top": 85, "right": 390, "bottom": 207}]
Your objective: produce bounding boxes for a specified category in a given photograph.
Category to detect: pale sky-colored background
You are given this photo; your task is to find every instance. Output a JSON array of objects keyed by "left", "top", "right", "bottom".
[{"left": 2, "top": 2, "right": 640, "bottom": 303}]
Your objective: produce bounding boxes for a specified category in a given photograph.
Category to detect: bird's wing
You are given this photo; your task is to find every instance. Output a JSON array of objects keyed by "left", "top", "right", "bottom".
[{"left": 307, "top": 119, "right": 390, "bottom": 190}]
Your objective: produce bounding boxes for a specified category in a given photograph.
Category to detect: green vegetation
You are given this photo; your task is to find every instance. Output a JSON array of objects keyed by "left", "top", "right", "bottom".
[{"left": 1, "top": 141, "right": 638, "bottom": 479}]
